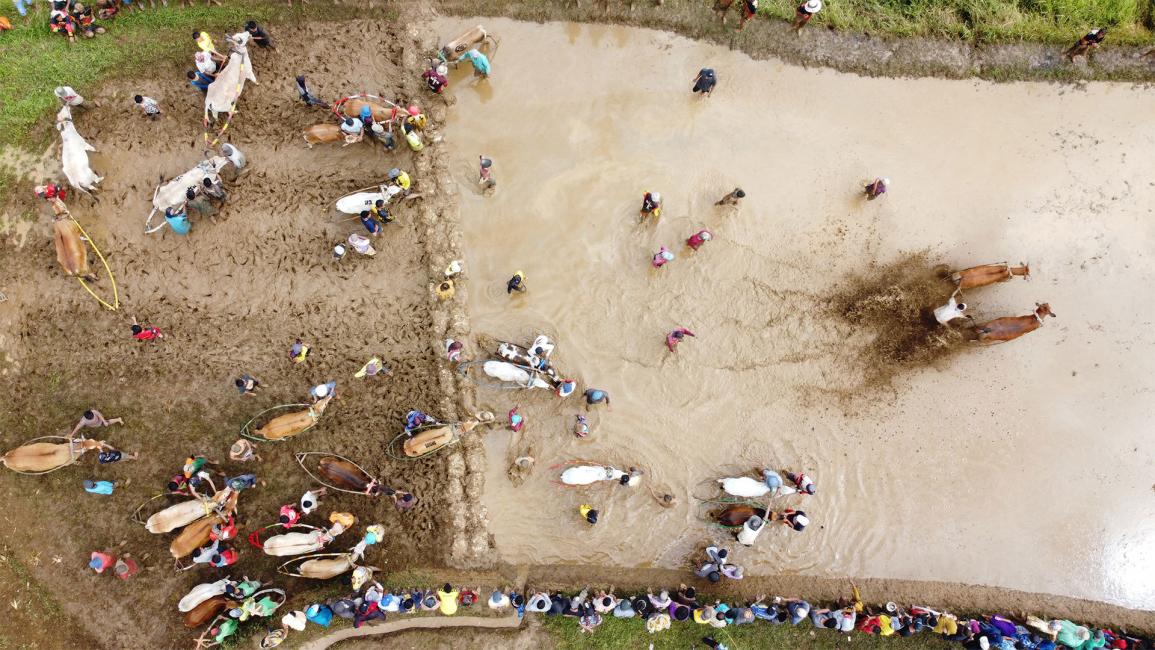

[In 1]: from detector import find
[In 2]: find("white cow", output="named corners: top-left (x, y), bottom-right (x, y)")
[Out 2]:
top-left (205, 32), bottom-right (257, 122)
top-left (55, 105), bottom-right (101, 194)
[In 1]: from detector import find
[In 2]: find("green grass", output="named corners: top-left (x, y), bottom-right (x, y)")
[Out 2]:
top-left (541, 615), bottom-right (958, 649)
top-left (0, 2), bottom-right (369, 148)
top-left (754, 0), bottom-right (1154, 44)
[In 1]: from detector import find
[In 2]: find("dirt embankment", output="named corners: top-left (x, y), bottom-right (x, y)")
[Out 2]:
top-left (438, 0), bottom-right (1155, 81)
top-left (0, 6), bottom-right (491, 648)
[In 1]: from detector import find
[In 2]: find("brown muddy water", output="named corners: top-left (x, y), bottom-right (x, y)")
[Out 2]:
top-left (439, 17), bottom-right (1155, 610)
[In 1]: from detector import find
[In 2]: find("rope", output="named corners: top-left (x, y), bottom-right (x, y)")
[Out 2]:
top-left (69, 214), bottom-right (119, 310)
top-left (129, 492), bottom-right (173, 525)
top-left (295, 452), bottom-right (381, 494)
top-left (2, 436), bottom-right (81, 475)
top-left (277, 552), bottom-right (351, 578)
top-left (203, 55), bottom-right (247, 149)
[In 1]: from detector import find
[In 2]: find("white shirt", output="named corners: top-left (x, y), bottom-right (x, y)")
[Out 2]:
top-left (195, 52), bottom-right (218, 75)
top-left (139, 97), bottom-right (161, 115)
top-left (340, 118), bottom-right (363, 135)
top-left (347, 233), bottom-right (375, 255)
top-left (934, 297), bottom-right (967, 325)
top-left (300, 490), bottom-right (320, 515)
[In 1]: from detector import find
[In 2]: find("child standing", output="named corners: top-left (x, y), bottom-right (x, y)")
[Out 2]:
top-left (133, 95), bottom-right (162, 119)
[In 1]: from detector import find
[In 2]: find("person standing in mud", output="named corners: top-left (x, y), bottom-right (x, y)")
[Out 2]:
top-left (289, 338), bottom-right (310, 364)
top-left (479, 156), bottom-right (495, 190)
top-left (864, 177), bottom-right (889, 200)
top-left (716, 188), bottom-right (745, 206)
top-left (507, 271), bottom-right (527, 294)
top-left (1064, 28), bottom-right (1106, 61)
top-left (245, 21), bottom-right (274, 50)
top-left (359, 210), bottom-right (382, 236)
top-left (667, 327), bottom-right (696, 352)
top-left (792, 0), bottom-right (822, 33)
top-left (692, 69), bottom-right (716, 96)
top-left (686, 229), bottom-right (713, 251)
top-left (583, 388), bottom-right (611, 410)
top-left (294, 75), bottom-right (329, 109)
top-left (640, 191), bottom-right (662, 218)
top-left (423, 63), bottom-right (449, 94)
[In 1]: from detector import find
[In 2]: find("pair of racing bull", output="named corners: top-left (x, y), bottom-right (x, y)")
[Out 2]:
top-left (944, 262), bottom-right (1055, 344)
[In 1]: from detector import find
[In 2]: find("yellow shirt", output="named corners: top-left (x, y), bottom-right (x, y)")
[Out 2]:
top-left (879, 614), bottom-right (895, 636)
top-left (393, 170), bottom-right (411, 190)
top-left (437, 588), bottom-right (459, 615)
top-left (693, 609), bottom-right (711, 624)
top-left (196, 32), bottom-right (216, 53)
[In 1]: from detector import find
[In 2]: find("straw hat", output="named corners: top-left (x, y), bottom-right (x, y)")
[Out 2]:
top-left (804, 0), bottom-right (822, 12)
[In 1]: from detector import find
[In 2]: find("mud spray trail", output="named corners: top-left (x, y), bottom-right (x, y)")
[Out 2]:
top-left (440, 17), bottom-right (1155, 610)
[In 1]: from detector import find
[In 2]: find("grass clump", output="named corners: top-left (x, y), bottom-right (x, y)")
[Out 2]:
top-left (541, 615), bottom-right (959, 649)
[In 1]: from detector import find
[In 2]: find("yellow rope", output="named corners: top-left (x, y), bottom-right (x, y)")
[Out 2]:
top-left (68, 215), bottom-right (119, 311)
top-left (203, 57), bottom-right (246, 148)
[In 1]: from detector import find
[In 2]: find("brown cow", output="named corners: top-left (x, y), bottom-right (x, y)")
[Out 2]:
top-left (303, 123), bottom-right (342, 148)
top-left (709, 504), bottom-right (766, 527)
top-left (951, 262), bottom-right (1030, 290)
top-left (974, 303), bottom-right (1055, 345)
top-left (339, 98), bottom-right (393, 123)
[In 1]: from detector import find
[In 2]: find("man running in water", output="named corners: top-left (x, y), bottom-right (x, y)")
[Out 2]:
top-left (666, 328), bottom-right (696, 352)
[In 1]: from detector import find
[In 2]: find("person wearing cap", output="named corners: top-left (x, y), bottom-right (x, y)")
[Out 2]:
top-left (89, 551), bottom-right (115, 573)
top-left (652, 246), bottom-right (675, 268)
top-left (234, 373), bottom-right (260, 397)
top-left (436, 583), bottom-right (459, 615)
top-left (305, 603), bottom-right (333, 627)
top-left (386, 167), bottom-right (411, 191)
top-left (640, 191), bottom-right (662, 218)
top-left (506, 271), bottom-right (527, 294)
top-left (289, 338), bottom-right (310, 363)
top-left (780, 508), bottom-right (809, 531)
top-left (716, 187), bottom-right (746, 206)
top-left (934, 293), bottom-right (970, 325)
top-left (308, 381), bottom-right (335, 403)
top-left (405, 106), bottom-right (428, 132)
top-left (865, 177), bottom-right (889, 200)
top-left (457, 48), bottom-right (491, 77)
top-left (71, 408), bottom-right (124, 436)
top-left (686, 229), bottom-right (713, 251)
top-left (666, 327), bottom-right (696, 352)
top-left (693, 605), bottom-right (716, 624)
top-left (578, 504), bottom-right (598, 525)
top-left (340, 117), bottom-right (364, 144)
top-left (692, 68), bottom-right (717, 96)
top-left (83, 479), bottom-right (115, 495)
top-left (479, 156), bottom-right (495, 189)
top-left (487, 589), bottom-right (511, 611)
top-left (792, 0), bottom-right (822, 32)
top-left (785, 471), bottom-right (817, 495)
top-left (1065, 28), bottom-right (1106, 61)
top-left (423, 63), bottom-right (449, 94)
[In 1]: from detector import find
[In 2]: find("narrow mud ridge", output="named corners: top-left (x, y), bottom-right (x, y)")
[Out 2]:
top-left (438, 0), bottom-right (1155, 82)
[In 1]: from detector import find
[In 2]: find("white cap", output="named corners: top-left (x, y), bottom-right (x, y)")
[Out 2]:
top-left (804, 0), bottom-right (822, 11)
top-left (313, 384), bottom-right (331, 397)
top-left (882, 177), bottom-right (891, 185)
top-left (794, 514), bottom-right (810, 528)
top-left (333, 244), bottom-right (346, 256)
top-left (651, 192), bottom-right (662, 203)
top-left (979, 637), bottom-right (990, 650)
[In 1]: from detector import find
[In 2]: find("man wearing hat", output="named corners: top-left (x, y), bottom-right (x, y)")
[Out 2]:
top-left (793, 0), bottom-right (822, 32)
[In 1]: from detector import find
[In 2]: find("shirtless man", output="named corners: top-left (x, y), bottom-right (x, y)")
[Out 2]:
top-left (71, 409), bottom-right (123, 436)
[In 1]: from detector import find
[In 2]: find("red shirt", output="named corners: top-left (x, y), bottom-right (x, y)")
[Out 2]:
top-left (133, 327), bottom-right (161, 341)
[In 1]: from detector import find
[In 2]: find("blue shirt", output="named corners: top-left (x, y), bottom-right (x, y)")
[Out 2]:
top-left (360, 214), bottom-right (381, 235)
top-left (85, 481), bottom-right (115, 495)
top-left (165, 210), bottom-right (190, 235)
top-left (189, 71), bottom-right (214, 92)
